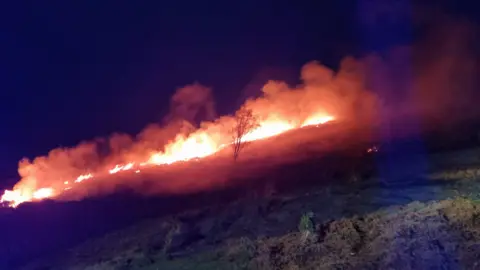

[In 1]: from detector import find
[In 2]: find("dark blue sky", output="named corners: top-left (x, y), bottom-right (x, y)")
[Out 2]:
top-left (0, 0), bottom-right (475, 181)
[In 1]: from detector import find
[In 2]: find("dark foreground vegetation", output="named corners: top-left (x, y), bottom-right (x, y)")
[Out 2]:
top-left (6, 121), bottom-right (480, 269)
top-left (19, 180), bottom-right (480, 270)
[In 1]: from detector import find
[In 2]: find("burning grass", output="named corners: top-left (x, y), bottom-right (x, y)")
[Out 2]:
top-left (2, 53), bottom-right (386, 208)
top-left (7, 134), bottom-right (480, 269)
top-left (1, 112), bottom-right (337, 208)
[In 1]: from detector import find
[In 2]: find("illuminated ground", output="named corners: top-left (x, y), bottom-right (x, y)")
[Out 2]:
top-left (5, 122), bottom-right (480, 269)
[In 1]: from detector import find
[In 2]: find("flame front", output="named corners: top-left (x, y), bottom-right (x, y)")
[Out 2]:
top-left (33, 188), bottom-right (54, 200)
top-left (2, 58), bottom-right (382, 208)
top-left (301, 115), bottom-right (335, 127)
top-left (0, 113), bottom-right (334, 207)
top-left (243, 120), bottom-right (295, 142)
top-left (1, 190), bottom-right (29, 207)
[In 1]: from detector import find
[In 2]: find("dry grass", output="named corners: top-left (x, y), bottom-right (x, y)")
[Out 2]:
top-left (429, 166), bottom-right (480, 181)
top-left (21, 197), bottom-right (480, 270)
top-left (237, 198), bottom-right (480, 270)
top-left (19, 146), bottom-right (480, 269)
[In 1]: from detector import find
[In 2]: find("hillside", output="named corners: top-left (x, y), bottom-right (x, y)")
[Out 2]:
top-left (6, 122), bottom-right (480, 269)
top-left (19, 178), bottom-right (480, 269)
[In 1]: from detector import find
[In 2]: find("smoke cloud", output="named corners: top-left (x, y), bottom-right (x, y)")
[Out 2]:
top-left (164, 83), bottom-right (216, 125)
top-left (359, 6), bottom-right (480, 126)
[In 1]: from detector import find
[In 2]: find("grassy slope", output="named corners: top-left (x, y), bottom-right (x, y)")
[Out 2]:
top-left (21, 175), bottom-right (480, 269)
top-left (18, 130), bottom-right (480, 269)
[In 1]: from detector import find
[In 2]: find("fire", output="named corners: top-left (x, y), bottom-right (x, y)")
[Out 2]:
top-left (109, 163), bottom-right (134, 174)
top-left (0, 112), bottom-right (334, 208)
top-left (0, 58), bottom-right (384, 208)
top-left (1, 190), bottom-right (29, 207)
top-left (33, 188), bottom-right (54, 200)
top-left (1, 187), bottom-right (55, 207)
top-left (148, 132), bottom-right (218, 165)
top-left (243, 120), bottom-right (295, 142)
top-left (0, 85), bottom-right (335, 211)
top-left (74, 173), bottom-right (93, 183)
top-left (0, 113), bottom-right (334, 207)
top-left (301, 115), bottom-right (335, 127)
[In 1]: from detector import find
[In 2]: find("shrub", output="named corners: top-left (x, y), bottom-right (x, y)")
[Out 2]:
top-left (298, 212), bottom-right (315, 234)
top-left (298, 211), bottom-right (317, 244)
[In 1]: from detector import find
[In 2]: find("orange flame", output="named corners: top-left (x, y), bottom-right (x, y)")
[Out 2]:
top-left (33, 188), bottom-right (54, 200)
top-left (1, 190), bottom-right (29, 207)
top-left (74, 173), bottom-right (93, 183)
top-left (1, 187), bottom-right (55, 207)
top-left (243, 120), bottom-right (295, 142)
top-left (301, 115), bottom-right (335, 127)
top-left (0, 113), bottom-right (334, 208)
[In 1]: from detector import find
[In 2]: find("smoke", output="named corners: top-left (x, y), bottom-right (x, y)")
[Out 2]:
top-left (411, 17), bottom-right (479, 123)
top-left (7, 59), bottom-right (379, 202)
top-left (5, 7), bottom-right (479, 204)
top-left (164, 83), bottom-right (216, 125)
top-left (358, 4), bottom-right (480, 126)
top-left (239, 66), bottom-right (297, 106)
top-left (15, 142), bottom-right (101, 198)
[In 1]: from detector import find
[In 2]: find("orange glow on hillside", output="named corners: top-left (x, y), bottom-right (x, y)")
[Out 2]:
top-left (301, 115), bottom-right (335, 127)
top-left (32, 188), bottom-right (54, 200)
top-left (0, 113), bottom-right (334, 208)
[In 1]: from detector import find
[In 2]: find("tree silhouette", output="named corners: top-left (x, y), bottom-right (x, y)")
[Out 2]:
top-left (231, 108), bottom-right (260, 161)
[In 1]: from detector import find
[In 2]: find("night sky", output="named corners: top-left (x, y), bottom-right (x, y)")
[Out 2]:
top-left (0, 1), bottom-right (476, 182)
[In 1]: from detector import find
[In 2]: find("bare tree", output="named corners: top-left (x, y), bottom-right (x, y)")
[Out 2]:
top-left (231, 108), bottom-right (260, 161)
